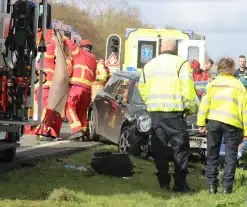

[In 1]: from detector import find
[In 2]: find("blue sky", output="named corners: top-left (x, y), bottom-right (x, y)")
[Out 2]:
top-left (129, 0), bottom-right (245, 64)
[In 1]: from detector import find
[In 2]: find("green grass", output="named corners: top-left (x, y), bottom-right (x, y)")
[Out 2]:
top-left (0, 145), bottom-right (247, 207)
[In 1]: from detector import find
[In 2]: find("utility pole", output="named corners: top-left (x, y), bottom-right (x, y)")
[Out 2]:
top-left (120, 0), bottom-right (128, 68)
top-left (121, 0), bottom-right (128, 33)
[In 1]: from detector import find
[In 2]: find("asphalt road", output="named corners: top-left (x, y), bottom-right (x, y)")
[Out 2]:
top-left (0, 123), bottom-right (102, 174)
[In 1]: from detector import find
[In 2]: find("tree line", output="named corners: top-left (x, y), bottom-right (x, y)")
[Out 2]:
top-left (36, 0), bottom-right (210, 60)
top-left (48, 0), bottom-right (152, 59)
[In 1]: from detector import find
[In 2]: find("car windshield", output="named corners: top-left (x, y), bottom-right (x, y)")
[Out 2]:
top-left (130, 81), bottom-right (145, 105)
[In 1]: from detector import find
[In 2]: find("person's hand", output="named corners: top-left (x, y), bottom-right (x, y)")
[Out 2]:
top-left (199, 126), bottom-right (206, 134)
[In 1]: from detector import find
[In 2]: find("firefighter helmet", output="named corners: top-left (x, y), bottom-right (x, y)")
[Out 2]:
top-left (80, 40), bottom-right (92, 47)
top-left (190, 60), bottom-right (200, 69)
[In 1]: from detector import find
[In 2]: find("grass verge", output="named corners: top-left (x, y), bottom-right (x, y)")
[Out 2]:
top-left (0, 145), bottom-right (247, 207)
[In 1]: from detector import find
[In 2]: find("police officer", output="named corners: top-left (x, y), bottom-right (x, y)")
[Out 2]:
top-left (140, 38), bottom-right (197, 192)
top-left (197, 57), bottom-right (247, 194)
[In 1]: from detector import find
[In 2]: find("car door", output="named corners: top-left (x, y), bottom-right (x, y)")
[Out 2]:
top-left (94, 74), bottom-right (120, 138)
top-left (106, 77), bottom-right (132, 143)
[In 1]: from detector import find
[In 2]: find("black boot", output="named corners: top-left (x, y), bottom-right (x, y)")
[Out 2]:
top-left (208, 185), bottom-right (217, 194)
top-left (172, 174), bottom-right (194, 193)
top-left (157, 173), bottom-right (171, 191)
top-left (223, 187), bottom-right (232, 194)
top-left (173, 182), bottom-right (194, 193)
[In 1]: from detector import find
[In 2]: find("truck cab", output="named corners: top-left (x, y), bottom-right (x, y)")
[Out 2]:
top-left (123, 28), bottom-right (205, 83)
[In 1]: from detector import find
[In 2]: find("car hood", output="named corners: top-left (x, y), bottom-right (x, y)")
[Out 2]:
top-left (126, 104), bottom-right (149, 117)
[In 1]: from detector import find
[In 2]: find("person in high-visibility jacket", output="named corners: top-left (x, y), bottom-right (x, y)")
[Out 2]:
top-left (220, 57), bottom-right (247, 161)
top-left (140, 38), bottom-right (197, 193)
top-left (91, 58), bottom-right (111, 101)
top-left (197, 57), bottom-right (247, 194)
top-left (63, 37), bottom-right (97, 140)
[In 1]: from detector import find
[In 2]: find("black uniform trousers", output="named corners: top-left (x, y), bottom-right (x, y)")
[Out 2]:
top-left (206, 120), bottom-right (242, 189)
top-left (150, 112), bottom-right (190, 188)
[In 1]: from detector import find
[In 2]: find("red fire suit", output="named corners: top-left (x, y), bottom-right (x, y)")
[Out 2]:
top-left (32, 38), bottom-right (63, 138)
top-left (25, 29), bottom-right (54, 135)
top-left (193, 70), bottom-right (211, 81)
top-left (35, 39), bottom-right (55, 110)
top-left (63, 37), bottom-right (97, 134)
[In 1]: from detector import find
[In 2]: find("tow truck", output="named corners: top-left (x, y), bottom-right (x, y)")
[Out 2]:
top-left (0, 0), bottom-right (50, 162)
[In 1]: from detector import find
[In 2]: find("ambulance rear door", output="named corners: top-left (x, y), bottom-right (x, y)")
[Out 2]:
top-left (178, 40), bottom-right (205, 107)
top-left (135, 37), bottom-right (159, 68)
top-left (177, 40), bottom-right (205, 66)
top-left (133, 37), bottom-right (159, 83)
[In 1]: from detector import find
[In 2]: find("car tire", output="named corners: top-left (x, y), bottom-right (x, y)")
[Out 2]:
top-left (118, 126), bottom-right (141, 156)
top-left (88, 108), bottom-right (100, 141)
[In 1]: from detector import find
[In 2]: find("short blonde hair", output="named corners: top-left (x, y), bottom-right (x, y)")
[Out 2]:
top-left (217, 57), bottom-right (235, 75)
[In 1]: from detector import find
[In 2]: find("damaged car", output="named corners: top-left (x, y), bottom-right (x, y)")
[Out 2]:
top-left (88, 71), bottom-right (151, 156)
top-left (88, 71), bottom-right (208, 158)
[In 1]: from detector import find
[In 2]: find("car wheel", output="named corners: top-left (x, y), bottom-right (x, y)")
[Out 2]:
top-left (118, 127), bottom-right (131, 154)
top-left (88, 108), bottom-right (100, 141)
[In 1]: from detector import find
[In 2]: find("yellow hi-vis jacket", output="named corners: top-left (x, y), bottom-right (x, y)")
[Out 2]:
top-left (140, 53), bottom-right (197, 114)
top-left (94, 63), bottom-right (108, 85)
top-left (197, 75), bottom-right (247, 136)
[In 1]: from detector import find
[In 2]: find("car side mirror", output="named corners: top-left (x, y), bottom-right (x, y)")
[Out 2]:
top-left (115, 94), bottom-right (123, 104)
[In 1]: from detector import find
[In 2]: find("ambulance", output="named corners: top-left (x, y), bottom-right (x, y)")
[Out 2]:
top-left (122, 28), bottom-right (205, 83)
top-left (121, 28), bottom-right (208, 158)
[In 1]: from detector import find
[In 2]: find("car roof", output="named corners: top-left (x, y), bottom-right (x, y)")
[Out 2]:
top-left (113, 71), bottom-right (140, 80)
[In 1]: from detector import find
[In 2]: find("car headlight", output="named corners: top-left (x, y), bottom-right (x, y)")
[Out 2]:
top-left (137, 115), bottom-right (151, 133)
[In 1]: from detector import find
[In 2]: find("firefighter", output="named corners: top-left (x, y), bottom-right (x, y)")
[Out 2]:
top-left (91, 58), bottom-right (111, 101)
top-left (197, 57), bottom-right (247, 194)
top-left (34, 33), bottom-right (75, 141)
top-left (191, 60), bottom-right (211, 81)
top-left (32, 29), bottom-right (64, 141)
top-left (63, 37), bottom-right (97, 140)
top-left (140, 38), bottom-right (197, 192)
top-left (35, 29), bottom-right (54, 113)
